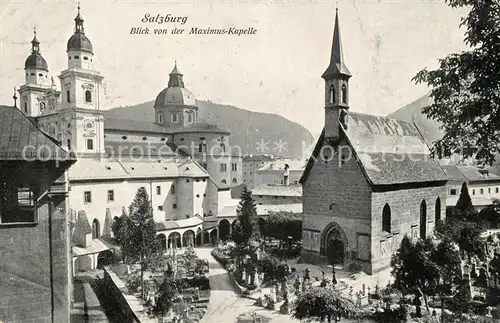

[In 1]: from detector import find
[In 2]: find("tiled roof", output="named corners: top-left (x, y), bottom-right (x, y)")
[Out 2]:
top-left (72, 238), bottom-right (112, 257)
top-left (173, 122), bottom-right (230, 134)
top-left (301, 112), bottom-right (447, 186)
top-left (443, 165), bottom-right (500, 182)
top-left (0, 105), bottom-right (74, 161)
top-left (243, 155), bottom-right (276, 162)
top-left (257, 159), bottom-right (306, 172)
top-left (155, 215), bottom-right (203, 231)
top-left (68, 159), bottom-right (208, 181)
top-left (252, 184), bottom-right (302, 197)
top-left (105, 118), bottom-right (172, 134)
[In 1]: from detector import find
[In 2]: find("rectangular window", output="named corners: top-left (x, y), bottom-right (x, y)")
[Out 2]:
top-left (156, 186), bottom-right (161, 195)
top-left (171, 184), bottom-right (175, 194)
top-left (173, 204), bottom-right (177, 209)
top-left (489, 188), bottom-right (491, 194)
top-left (497, 187), bottom-right (499, 193)
top-left (188, 114), bottom-right (193, 123)
top-left (450, 189), bottom-right (457, 195)
top-left (0, 186), bottom-right (36, 223)
top-left (171, 113), bottom-right (178, 123)
top-left (84, 191), bottom-right (92, 203)
top-left (473, 189), bottom-right (476, 195)
top-left (86, 138), bottom-right (94, 150)
top-left (67, 139), bottom-right (71, 150)
top-left (232, 163), bottom-right (238, 171)
top-left (480, 188), bottom-right (484, 194)
top-left (220, 164), bottom-right (227, 172)
top-left (158, 205), bottom-right (163, 211)
top-left (107, 190), bottom-right (114, 202)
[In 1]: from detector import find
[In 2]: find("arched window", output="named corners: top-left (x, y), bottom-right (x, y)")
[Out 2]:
top-left (85, 90), bottom-right (92, 103)
top-left (157, 113), bottom-right (163, 124)
top-left (66, 90), bottom-right (70, 103)
top-left (187, 113), bottom-right (193, 123)
top-left (435, 197), bottom-right (441, 223)
top-left (341, 84), bottom-right (347, 104)
top-left (39, 102), bottom-right (46, 111)
top-left (420, 200), bottom-right (427, 239)
top-left (382, 204), bottom-right (391, 233)
top-left (232, 178), bottom-right (237, 184)
top-left (329, 86), bottom-right (335, 104)
top-left (92, 219), bottom-right (100, 239)
top-left (24, 102), bottom-right (28, 113)
top-left (221, 179), bottom-right (227, 184)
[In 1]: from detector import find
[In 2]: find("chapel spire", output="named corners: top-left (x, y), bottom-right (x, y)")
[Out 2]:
top-left (322, 9), bottom-right (351, 80)
top-left (74, 2), bottom-right (85, 34)
top-left (31, 27), bottom-right (40, 53)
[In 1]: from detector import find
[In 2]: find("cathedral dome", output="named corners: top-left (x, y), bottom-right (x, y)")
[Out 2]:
top-left (154, 87), bottom-right (197, 108)
top-left (67, 33), bottom-right (93, 54)
top-left (24, 32), bottom-right (48, 71)
top-left (154, 62), bottom-right (197, 108)
top-left (25, 52), bottom-right (48, 71)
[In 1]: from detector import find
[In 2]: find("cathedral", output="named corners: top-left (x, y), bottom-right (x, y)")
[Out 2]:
top-left (300, 10), bottom-right (448, 274)
top-left (18, 6), bottom-right (242, 273)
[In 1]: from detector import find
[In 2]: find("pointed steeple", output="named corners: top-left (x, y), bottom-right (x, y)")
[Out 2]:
top-left (322, 9), bottom-right (351, 80)
top-left (168, 61), bottom-right (185, 88)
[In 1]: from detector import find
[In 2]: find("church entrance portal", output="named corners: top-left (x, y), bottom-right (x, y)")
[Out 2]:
top-left (327, 239), bottom-right (345, 265)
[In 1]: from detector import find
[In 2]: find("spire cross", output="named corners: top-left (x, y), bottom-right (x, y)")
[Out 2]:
top-left (77, 2), bottom-right (80, 12)
top-left (33, 26), bottom-right (36, 36)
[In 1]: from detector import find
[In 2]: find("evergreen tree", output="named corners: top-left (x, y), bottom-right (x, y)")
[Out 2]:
top-left (412, 0), bottom-right (500, 164)
top-left (455, 182), bottom-right (475, 217)
top-left (232, 186), bottom-right (260, 246)
top-left (111, 213), bottom-right (129, 247)
top-left (121, 187), bottom-right (161, 298)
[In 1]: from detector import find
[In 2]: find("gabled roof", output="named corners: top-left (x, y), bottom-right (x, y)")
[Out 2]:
top-left (300, 112), bottom-right (447, 186)
top-left (443, 165), bottom-right (500, 183)
top-left (0, 105), bottom-right (74, 161)
top-left (173, 122), bottom-right (230, 134)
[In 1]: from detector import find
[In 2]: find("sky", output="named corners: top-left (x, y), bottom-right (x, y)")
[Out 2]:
top-left (0, 0), bottom-right (468, 138)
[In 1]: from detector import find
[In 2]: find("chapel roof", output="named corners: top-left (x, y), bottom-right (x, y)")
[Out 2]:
top-left (300, 112), bottom-right (448, 186)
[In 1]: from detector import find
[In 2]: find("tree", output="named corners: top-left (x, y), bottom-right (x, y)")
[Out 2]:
top-left (430, 238), bottom-right (462, 291)
top-left (293, 287), bottom-right (359, 323)
top-left (231, 187), bottom-right (260, 270)
top-left (391, 236), bottom-right (441, 312)
top-left (111, 213), bottom-right (129, 247)
top-left (455, 183), bottom-right (475, 218)
top-left (153, 280), bottom-right (179, 320)
top-left (412, 0), bottom-right (500, 165)
top-left (121, 188), bottom-right (161, 298)
top-left (479, 199), bottom-right (500, 228)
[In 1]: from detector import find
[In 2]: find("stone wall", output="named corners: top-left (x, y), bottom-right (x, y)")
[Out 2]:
top-left (102, 267), bottom-right (142, 323)
top-left (301, 138), bottom-right (372, 272)
top-left (0, 196), bottom-right (70, 323)
top-left (370, 185), bottom-right (446, 273)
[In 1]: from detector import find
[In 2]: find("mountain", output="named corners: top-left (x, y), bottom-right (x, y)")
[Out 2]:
top-left (388, 93), bottom-right (443, 146)
top-left (105, 100), bottom-right (314, 159)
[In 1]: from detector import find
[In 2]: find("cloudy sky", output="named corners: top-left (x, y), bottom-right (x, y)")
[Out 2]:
top-left (0, 0), bottom-right (468, 137)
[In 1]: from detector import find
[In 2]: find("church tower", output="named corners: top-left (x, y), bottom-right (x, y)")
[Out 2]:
top-left (18, 29), bottom-right (52, 117)
top-left (153, 62), bottom-right (199, 128)
top-left (57, 4), bottom-right (105, 157)
top-left (323, 9), bottom-right (351, 145)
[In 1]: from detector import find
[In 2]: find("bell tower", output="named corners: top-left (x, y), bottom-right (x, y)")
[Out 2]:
top-left (323, 9), bottom-right (351, 145)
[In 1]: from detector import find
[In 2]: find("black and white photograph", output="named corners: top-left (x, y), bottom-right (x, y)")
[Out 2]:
top-left (1, 0), bottom-right (499, 322)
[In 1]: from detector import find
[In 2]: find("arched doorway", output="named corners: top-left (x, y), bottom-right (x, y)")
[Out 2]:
top-left (97, 250), bottom-right (115, 269)
top-left (219, 219), bottom-right (231, 241)
top-left (196, 228), bottom-right (202, 246)
top-left (168, 232), bottom-right (181, 249)
top-left (92, 219), bottom-right (100, 239)
top-left (321, 222), bottom-right (348, 267)
top-left (182, 230), bottom-right (195, 247)
top-left (157, 234), bottom-right (167, 252)
top-left (420, 200), bottom-right (427, 239)
top-left (209, 229), bottom-right (218, 245)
